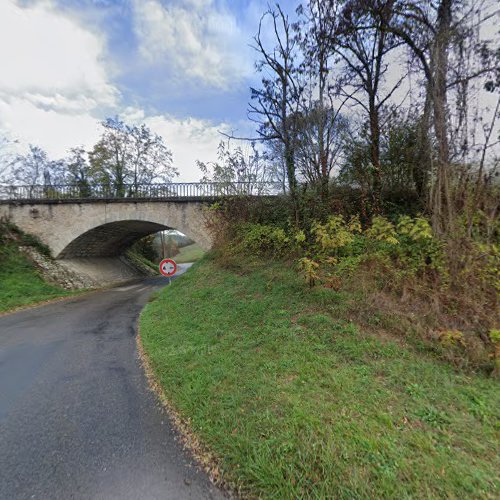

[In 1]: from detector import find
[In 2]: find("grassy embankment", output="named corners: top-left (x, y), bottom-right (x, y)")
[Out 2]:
top-left (0, 235), bottom-right (73, 313)
top-left (140, 256), bottom-right (499, 498)
top-left (174, 243), bottom-right (205, 263)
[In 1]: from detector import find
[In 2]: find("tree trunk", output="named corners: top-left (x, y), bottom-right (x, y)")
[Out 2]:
top-left (284, 139), bottom-right (299, 223)
top-left (318, 55), bottom-right (329, 201)
top-left (369, 98), bottom-right (382, 213)
top-left (414, 88), bottom-right (432, 200)
top-left (430, 0), bottom-right (454, 234)
top-left (318, 119), bottom-right (329, 199)
top-left (280, 66), bottom-right (299, 223)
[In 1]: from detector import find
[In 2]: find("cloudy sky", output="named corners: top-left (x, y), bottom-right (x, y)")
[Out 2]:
top-left (0, 0), bottom-right (297, 181)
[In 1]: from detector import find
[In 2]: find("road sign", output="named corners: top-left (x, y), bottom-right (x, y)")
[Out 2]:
top-left (159, 258), bottom-right (177, 277)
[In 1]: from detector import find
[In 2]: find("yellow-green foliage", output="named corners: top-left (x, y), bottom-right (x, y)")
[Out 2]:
top-left (439, 330), bottom-right (465, 348)
top-left (365, 216), bottom-right (399, 245)
top-left (234, 216), bottom-right (494, 296)
top-left (312, 215), bottom-right (357, 254)
top-left (397, 216), bottom-right (433, 241)
top-left (294, 229), bottom-right (306, 245)
top-left (394, 216), bottom-right (444, 276)
top-left (347, 215), bottom-right (362, 234)
top-left (308, 215), bottom-right (442, 281)
top-left (476, 243), bottom-right (500, 293)
top-left (298, 257), bottom-right (320, 287)
top-left (239, 223), bottom-right (290, 257)
top-left (489, 329), bottom-right (500, 344)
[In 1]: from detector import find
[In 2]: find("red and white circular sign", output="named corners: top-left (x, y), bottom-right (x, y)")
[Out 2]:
top-left (159, 258), bottom-right (177, 277)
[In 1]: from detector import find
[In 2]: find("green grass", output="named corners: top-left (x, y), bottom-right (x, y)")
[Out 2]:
top-left (140, 257), bottom-right (500, 498)
top-left (126, 249), bottom-right (158, 272)
top-left (0, 240), bottom-right (73, 312)
top-left (174, 243), bottom-right (205, 263)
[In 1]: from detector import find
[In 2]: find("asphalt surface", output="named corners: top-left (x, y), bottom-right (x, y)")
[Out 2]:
top-left (0, 266), bottom-right (224, 500)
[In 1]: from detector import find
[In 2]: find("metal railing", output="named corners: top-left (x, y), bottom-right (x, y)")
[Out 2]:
top-left (0, 182), bottom-right (284, 202)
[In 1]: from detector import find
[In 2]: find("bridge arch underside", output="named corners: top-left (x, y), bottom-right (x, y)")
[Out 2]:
top-left (58, 220), bottom-right (168, 258)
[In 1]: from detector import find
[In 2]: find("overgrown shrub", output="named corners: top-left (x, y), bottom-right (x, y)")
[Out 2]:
top-left (237, 223), bottom-right (291, 257)
top-left (312, 215), bottom-right (360, 255)
top-left (206, 195), bottom-right (499, 373)
top-left (204, 196), bottom-right (293, 254)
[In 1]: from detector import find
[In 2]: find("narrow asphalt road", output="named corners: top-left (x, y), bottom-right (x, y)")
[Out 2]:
top-left (0, 266), bottom-right (223, 500)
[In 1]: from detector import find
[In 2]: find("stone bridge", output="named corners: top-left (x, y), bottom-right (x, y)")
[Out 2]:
top-left (0, 182), bottom-right (279, 284)
top-left (0, 199), bottom-right (212, 258)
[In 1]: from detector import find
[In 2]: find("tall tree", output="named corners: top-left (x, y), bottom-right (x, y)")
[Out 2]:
top-left (128, 123), bottom-right (175, 189)
top-left (334, 0), bottom-right (404, 211)
top-left (296, 0), bottom-right (347, 196)
top-left (249, 5), bottom-right (303, 218)
top-left (89, 119), bottom-right (129, 196)
top-left (89, 118), bottom-right (177, 197)
top-left (65, 147), bottom-right (92, 197)
top-left (380, 0), bottom-right (498, 231)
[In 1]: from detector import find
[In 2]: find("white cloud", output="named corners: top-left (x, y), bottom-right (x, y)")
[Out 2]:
top-left (0, 96), bottom-right (102, 156)
top-left (0, 0), bottom-right (239, 181)
top-left (0, 0), bottom-right (117, 156)
top-left (132, 0), bottom-right (253, 90)
top-left (142, 114), bottom-right (259, 182)
top-left (121, 106), bottom-right (230, 182)
top-left (142, 113), bottom-right (230, 182)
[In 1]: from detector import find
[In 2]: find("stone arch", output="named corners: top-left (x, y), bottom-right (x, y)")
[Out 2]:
top-left (58, 220), bottom-right (170, 258)
top-left (0, 200), bottom-right (212, 259)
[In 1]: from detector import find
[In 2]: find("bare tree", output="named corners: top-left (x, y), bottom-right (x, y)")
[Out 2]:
top-left (6, 145), bottom-right (67, 197)
top-left (332, 0), bottom-right (405, 211)
top-left (249, 5), bottom-right (303, 218)
top-left (381, 0), bottom-right (498, 232)
top-left (0, 137), bottom-right (15, 181)
top-left (198, 140), bottom-right (276, 195)
top-left (294, 107), bottom-right (349, 185)
top-left (296, 0), bottom-right (348, 196)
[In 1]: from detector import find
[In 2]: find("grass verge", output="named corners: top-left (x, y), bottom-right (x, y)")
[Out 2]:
top-left (174, 243), bottom-right (205, 263)
top-left (0, 239), bottom-right (73, 313)
top-left (140, 256), bottom-right (499, 498)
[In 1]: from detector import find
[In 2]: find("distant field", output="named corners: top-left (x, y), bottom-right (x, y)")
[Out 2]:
top-left (174, 243), bottom-right (205, 263)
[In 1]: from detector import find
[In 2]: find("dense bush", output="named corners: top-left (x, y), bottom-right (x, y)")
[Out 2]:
top-left (236, 223), bottom-right (291, 258)
top-left (207, 199), bottom-right (499, 374)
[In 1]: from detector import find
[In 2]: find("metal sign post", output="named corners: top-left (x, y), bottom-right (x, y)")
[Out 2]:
top-left (160, 230), bottom-right (166, 260)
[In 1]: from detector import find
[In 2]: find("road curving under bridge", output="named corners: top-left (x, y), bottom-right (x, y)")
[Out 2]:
top-left (0, 268), bottom-right (224, 500)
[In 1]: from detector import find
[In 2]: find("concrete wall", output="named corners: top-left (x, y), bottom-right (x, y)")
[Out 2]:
top-left (0, 200), bottom-right (212, 258)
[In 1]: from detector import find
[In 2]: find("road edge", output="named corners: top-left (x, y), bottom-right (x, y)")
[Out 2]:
top-left (136, 325), bottom-right (236, 498)
top-left (0, 277), bottom-right (156, 318)
top-left (0, 290), bottom-right (92, 318)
